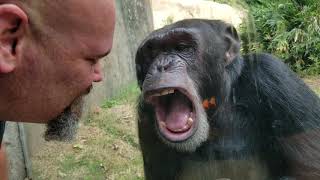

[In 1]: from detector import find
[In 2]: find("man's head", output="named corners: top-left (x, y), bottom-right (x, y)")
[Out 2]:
top-left (0, 0), bottom-right (115, 140)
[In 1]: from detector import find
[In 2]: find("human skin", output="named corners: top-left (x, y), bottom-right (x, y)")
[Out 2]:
top-left (0, 1), bottom-right (115, 177)
top-left (0, 0), bottom-right (116, 123)
top-left (0, 144), bottom-right (8, 180)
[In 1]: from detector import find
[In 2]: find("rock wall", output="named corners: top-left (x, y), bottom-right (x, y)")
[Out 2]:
top-left (152, 0), bottom-right (244, 29)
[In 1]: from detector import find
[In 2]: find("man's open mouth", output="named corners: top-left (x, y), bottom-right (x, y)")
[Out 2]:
top-left (145, 88), bottom-right (197, 142)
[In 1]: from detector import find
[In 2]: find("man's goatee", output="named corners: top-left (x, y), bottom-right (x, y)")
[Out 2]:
top-left (44, 96), bottom-right (84, 141)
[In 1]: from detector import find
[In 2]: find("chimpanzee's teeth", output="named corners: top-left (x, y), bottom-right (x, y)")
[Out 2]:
top-left (187, 117), bottom-right (193, 126)
top-left (160, 121), bottom-right (167, 128)
top-left (174, 121), bottom-right (193, 132)
top-left (161, 89), bottom-right (175, 95)
top-left (152, 93), bottom-right (162, 97)
top-left (152, 89), bottom-right (175, 97)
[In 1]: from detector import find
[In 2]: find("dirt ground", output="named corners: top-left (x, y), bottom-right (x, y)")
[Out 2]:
top-left (31, 101), bottom-right (144, 180)
top-left (304, 76), bottom-right (320, 94)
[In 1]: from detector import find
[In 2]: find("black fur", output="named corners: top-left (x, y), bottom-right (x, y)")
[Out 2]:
top-left (135, 19), bottom-right (320, 180)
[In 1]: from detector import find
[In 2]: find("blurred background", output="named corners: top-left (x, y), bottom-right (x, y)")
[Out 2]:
top-left (3, 0), bottom-right (319, 179)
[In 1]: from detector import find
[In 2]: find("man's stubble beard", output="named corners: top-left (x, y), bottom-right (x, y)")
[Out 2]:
top-left (44, 95), bottom-right (84, 141)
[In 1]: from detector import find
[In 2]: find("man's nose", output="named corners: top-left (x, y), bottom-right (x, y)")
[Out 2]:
top-left (92, 62), bottom-right (103, 82)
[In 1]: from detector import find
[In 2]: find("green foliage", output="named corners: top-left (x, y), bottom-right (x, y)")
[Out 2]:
top-left (58, 154), bottom-right (105, 179)
top-left (101, 83), bottom-right (140, 109)
top-left (241, 0), bottom-right (320, 75)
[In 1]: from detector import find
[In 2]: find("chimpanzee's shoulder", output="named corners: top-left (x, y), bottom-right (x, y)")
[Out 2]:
top-left (243, 53), bottom-right (287, 65)
top-left (241, 53), bottom-right (290, 73)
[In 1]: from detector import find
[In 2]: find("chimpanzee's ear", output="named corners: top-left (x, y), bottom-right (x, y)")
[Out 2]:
top-left (224, 25), bottom-right (240, 66)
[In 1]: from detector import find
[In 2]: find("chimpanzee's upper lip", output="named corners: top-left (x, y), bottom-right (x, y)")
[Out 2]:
top-left (144, 87), bottom-right (176, 101)
top-left (144, 87), bottom-right (193, 102)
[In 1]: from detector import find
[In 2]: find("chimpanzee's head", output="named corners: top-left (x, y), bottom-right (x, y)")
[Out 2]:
top-left (135, 19), bottom-right (240, 152)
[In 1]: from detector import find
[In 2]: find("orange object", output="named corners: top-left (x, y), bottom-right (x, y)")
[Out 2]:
top-left (203, 96), bottom-right (216, 109)
top-left (209, 97), bottom-right (216, 108)
top-left (203, 99), bottom-right (209, 109)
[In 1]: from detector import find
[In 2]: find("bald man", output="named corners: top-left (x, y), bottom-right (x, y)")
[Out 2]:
top-left (0, 0), bottom-right (116, 178)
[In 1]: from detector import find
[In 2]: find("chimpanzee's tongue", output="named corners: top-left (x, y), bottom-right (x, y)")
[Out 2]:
top-left (165, 98), bottom-right (191, 132)
top-left (165, 95), bottom-right (191, 132)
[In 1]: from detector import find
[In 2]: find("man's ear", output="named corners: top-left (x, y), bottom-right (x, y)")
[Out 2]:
top-left (0, 4), bottom-right (28, 73)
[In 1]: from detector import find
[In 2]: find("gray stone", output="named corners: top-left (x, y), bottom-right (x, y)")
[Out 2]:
top-left (3, 123), bottom-right (27, 180)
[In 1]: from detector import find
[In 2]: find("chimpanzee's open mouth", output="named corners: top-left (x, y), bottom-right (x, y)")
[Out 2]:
top-left (145, 88), bottom-right (196, 142)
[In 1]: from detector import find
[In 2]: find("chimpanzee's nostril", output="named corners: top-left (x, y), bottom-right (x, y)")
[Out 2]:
top-left (157, 60), bottom-right (173, 72)
top-left (157, 65), bottom-right (169, 72)
top-left (157, 65), bottom-right (164, 72)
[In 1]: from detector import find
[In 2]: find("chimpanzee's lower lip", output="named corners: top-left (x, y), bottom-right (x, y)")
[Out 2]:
top-left (158, 117), bottom-right (196, 142)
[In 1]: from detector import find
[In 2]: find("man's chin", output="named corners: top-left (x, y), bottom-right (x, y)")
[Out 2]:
top-left (44, 96), bottom-right (84, 142)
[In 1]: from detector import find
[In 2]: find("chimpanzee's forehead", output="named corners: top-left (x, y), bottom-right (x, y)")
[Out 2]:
top-left (149, 19), bottom-right (225, 42)
top-left (136, 19), bottom-right (229, 61)
top-left (149, 27), bottom-right (198, 42)
top-left (165, 19), bottom-right (226, 31)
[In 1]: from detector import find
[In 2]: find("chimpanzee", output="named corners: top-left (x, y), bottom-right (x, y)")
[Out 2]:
top-left (135, 19), bottom-right (320, 180)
